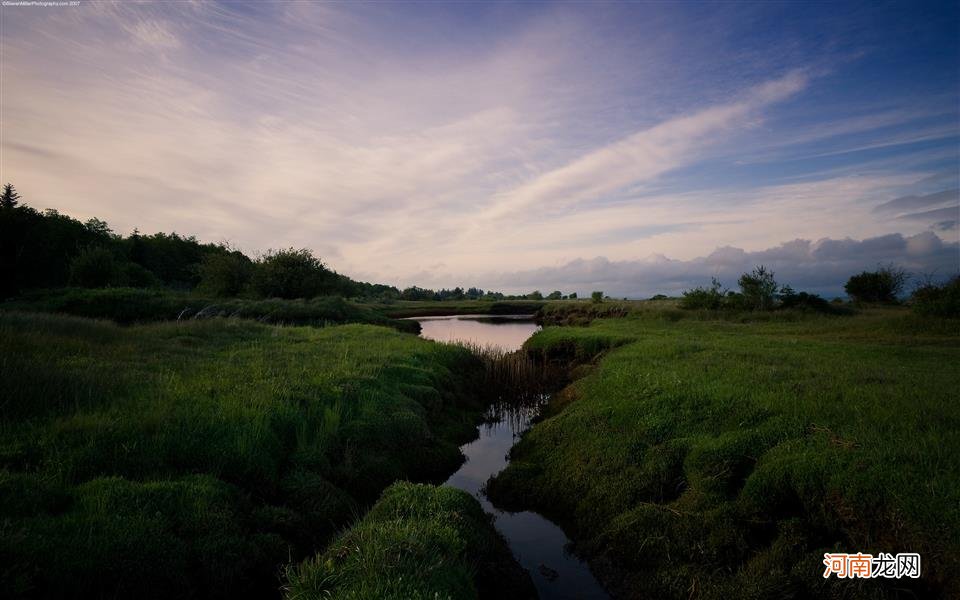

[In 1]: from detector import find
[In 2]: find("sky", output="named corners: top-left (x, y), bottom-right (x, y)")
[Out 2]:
top-left (2, 0), bottom-right (958, 297)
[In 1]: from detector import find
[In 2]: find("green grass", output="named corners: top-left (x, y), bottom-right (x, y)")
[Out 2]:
top-left (488, 307), bottom-right (960, 599)
top-left (366, 299), bottom-right (546, 318)
top-left (1, 287), bottom-right (419, 332)
top-left (0, 312), bottom-right (487, 598)
top-left (283, 482), bottom-right (535, 600)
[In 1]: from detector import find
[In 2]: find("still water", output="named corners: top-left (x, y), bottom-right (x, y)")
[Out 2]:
top-left (414, 314), bottom-right (609, 599)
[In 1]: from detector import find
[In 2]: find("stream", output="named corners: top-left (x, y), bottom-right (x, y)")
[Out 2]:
top-left (413, 314), bottom-right (609, 599)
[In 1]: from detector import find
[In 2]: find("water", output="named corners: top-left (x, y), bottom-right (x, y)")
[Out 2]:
top-left (414, 314), bottom-right (609, 599)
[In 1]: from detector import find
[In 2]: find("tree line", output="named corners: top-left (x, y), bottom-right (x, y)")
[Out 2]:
top-left (679, 263), bottom-right (959, 317)
top-left (0, 185), bottom-right (576, 302)
top-left (0, 185), bottom-right (396, 300)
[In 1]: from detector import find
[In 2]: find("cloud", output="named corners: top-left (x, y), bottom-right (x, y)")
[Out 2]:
top-left (873, 188), bottom-right (958, 215)
top-left (3, 3), bottom-right (957, 291)
top-left (481, 231), bottom-right (959, 298)
top-left (480, 71), bottom-right (808, 220)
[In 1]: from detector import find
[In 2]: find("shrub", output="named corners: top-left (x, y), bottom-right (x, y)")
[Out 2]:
top-left (844, 265), bottom-right (907, 303)
top-left (779, 288), bottom-right (840, 314)
top-left (591, 291), bottom-right (604, 304)
top-left (250, 248), bottom-right (337, 299)
top-left (738, 265), bottom-right (778, 310)
top-left (198, 252), bottom-right (252, 297)
top-left (679, 278), bottom-right (724, 310)
top-left (69, 247), bottom-right (121, 287)
top-left (911, 276), bottom-right (960, 317)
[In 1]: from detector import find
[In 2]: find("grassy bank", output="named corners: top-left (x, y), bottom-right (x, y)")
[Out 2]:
top-left (0, 312), bottom-right (487, 598)
top-left (489, 307), bottom-right (960, 598)
top-left (368, 299), bottom-right (546, 319)
top-left (1, 287), bottom-right (419, 332)
top-left (284, 482), bottom-right (535, 599)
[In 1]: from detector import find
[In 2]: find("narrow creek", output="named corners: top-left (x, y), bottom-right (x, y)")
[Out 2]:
top-left (413, 314), bottom-right (609, 600)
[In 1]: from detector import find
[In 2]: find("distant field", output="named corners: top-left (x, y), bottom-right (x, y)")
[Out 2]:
top-left (1, 287), bottom-right (419, 332)
top-left (0, 313), bottom-right (489, 598)
top-left (366, 299), bottom-right (548, 318)
top-left (490, 306), bottom-right (960, 599)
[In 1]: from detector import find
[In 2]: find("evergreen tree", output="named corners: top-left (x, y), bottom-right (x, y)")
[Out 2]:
top-left (1, 183), bottom-right (20, 209)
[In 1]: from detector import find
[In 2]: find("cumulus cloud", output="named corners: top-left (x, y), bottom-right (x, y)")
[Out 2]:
top-left (482, 231), bottom-right (959, 298)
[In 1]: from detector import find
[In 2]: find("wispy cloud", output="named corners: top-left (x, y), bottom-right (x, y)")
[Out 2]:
top-left (2, 2), bottom-right (957, 289)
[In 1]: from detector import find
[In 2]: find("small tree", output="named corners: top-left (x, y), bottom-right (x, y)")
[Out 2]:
top-left (738, 265), bottom-right (778, 310)
top-left (528, 290), bottom-right (544, 300)
top-left (69, 246), bottom-right (120, 288)
top-left (569, 292), bottom-right (577, 300)
top-left (1, 183), bottom-right (20, 209)
top-left (250, 248), bottom-right (336, 299)
top-left (546, 290), bottom-right (562, 300)
top-left (591, 291), bottom-right (604, 304)
top-left (680, 278), bottom-right (725, 310)
top-left (910, 275), bottom-right (960, 317)
top-left (198, 251), bottom-right (252, 297)
top-left (844, 265), bottom-right (907, 303)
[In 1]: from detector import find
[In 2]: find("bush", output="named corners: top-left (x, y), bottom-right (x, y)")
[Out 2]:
top-left (250, 248), bottom-right (337, 299)
top-left (778, 287), bottom-right (843, 314)
top-left (69, 247), bottom-right (121, 288)
top-left (591, 291), bottom-right (604, 304)
top-left (738, 265), bottom-right (778, 310)
top-left (911, 276), bottom-right (960, 317)
top-left (198, 252), bottom-right (252, 297)
top-left (679, 279), bottom-right (724, 310)
top-left (844, 266), bottom-right (907, 303)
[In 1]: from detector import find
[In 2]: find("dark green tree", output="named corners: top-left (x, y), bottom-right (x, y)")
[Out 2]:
top-left (198, 251), bottom-right (253, 297)
top-left (250, 248), bottom-right (336, 299)
top-left (1, 183), bottom-right (20, 209)
top-left (738, 265), bottom-right (778, 310)
top-left (845, 266), bottom-right (908, 303)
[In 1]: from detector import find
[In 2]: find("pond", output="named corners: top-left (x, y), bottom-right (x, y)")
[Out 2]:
top-left (413, 314), bottom-right (609, 599)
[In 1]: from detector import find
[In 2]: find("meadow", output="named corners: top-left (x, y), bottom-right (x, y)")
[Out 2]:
top-left (489, 305), bottom-right (960, 599)
top-left (0, 312), bottom-right (504, 598)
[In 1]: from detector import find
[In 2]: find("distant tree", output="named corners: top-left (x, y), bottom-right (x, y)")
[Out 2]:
top-left (84, 218), bottom-right (113, 238)
top-left (679, 278), bottom-right (725, 310)
top-left (591, 291), bottom-right (604, 304)
top-left (910, 275), bottom-right (960, 317)
top-left (568, 292), bottom-right (577, 300)
top-left (528, 290), bottom-right (544, 300)
top-left (844, 265), bottom-right (908, 303)
top-left (738, 265), bottom-right (778, 310)
top-left (401, 286), bottom-right (435, 301)
top-left (250, 248), bottom-right (336, 299)
top-left (69, 247), bottom-right (120, 288)
top-left (546, 290), bottom-right (562, 300)
top-left (198, 251), bottom-right (253, 297)
top-left (1, 183), bottom-right (20, 209)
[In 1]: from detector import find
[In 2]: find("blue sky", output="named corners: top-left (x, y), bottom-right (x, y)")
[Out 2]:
top-left (2, 0), bottom-right (958, 296)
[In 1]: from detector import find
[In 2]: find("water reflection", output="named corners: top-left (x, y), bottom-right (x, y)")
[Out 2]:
top-left (414, 314), bottom-right (539, 352)
top-left (414, 314), bottom-right (609, 600)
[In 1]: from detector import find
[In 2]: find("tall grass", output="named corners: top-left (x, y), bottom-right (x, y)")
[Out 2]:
top-left (488, 305), bottom-right (960, 599)
top-left (0, 312), bottom-right (486, 598)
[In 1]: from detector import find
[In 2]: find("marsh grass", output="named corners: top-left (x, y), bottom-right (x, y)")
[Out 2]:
top-left (1, 287), bottom-right (419, 332)
top-left (488, 305), bottom-right (960, 599)
top-left (282, 482), bottom-right (535, 600)
top-left (0, 312), bottom-right (487, 598)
